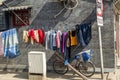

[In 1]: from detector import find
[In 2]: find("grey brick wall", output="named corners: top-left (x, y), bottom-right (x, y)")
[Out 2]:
top-left (0, 0), bottom-right (115, 71)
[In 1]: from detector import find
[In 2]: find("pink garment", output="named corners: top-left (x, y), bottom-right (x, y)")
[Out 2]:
top-left (0, 32), bottom-right (4, 56)
top-left (56, 30), bottom-right (62, 48)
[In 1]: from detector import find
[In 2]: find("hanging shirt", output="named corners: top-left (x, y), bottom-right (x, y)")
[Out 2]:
top-left (38, 29), bottom-right (44, 43)
top-left (61, 32), bottom-right (67, 53)
top-left (23, 30), bottom-right (29, 43)
top-left (53, 33), bottom-right (56, 47)
top-left (28, 29), bottom-right (35, 44)
top-left (70, 30), bottom-right (77, 46)
top-left (34, 30), bottom-right (39, 43)
top-left (64, 32), bottom-right (71, 65)
top-left (49, 30), bottom-right (56, 50)
top-left (45, 31), bottom-right (50, 50)
top-left (56, 30), bottom-right (62, 48)
top-left (77, 23), bottom-right (91, 47)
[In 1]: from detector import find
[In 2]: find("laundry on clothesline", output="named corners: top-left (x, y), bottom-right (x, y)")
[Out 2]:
top-left (76, 23), bottom-right (92, 47)
top-left (23, 29), bottom-right (45, 44)
top-left (1, 28), bottom-right (20, 58)
top-left (23, 23), bottom-right (92, 65)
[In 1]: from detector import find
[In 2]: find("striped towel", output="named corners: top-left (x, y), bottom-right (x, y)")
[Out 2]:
top-left (2, 28), bottom-right (20, 58)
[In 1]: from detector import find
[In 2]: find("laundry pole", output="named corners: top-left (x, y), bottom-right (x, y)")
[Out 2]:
top-left (96, 0), bottom-right (104, 79)
top-left (98, 26), bottom-right (104, 79)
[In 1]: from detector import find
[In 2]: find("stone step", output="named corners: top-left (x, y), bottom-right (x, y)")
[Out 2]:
top-left (107, 72), bottom-right (116, 80)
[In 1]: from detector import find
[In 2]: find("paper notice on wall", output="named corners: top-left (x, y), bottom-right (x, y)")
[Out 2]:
top-left (96, 0), bottom-right (103, 26)
top-left (97, 16), bottom-right (103, 26)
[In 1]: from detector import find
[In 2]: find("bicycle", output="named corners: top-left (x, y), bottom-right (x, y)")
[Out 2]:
top-left (53, 49), bottom-right (95, 77)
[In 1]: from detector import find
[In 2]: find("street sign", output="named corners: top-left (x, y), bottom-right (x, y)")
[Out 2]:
top-left (96, 0), bottom-right (105, 79)
top-left (96, 0), bottom-right (103, 26)
top-left (97, 16), bottom-right (103, 26)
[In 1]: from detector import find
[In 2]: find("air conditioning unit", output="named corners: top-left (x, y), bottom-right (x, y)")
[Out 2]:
top-left (28, 51), bottom-right (46, 78)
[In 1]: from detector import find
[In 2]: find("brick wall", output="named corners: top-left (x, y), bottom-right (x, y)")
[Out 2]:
top-left (0, 0), bottom-right (115, 71)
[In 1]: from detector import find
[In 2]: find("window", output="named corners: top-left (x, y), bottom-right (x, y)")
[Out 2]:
top-left (12, 10), bottom-right (30, 26)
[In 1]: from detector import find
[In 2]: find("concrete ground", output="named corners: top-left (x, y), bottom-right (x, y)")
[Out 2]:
top-left (0, 71), bottom-right (108, 80)
top-left (0, 68), bottom-right (119, 80)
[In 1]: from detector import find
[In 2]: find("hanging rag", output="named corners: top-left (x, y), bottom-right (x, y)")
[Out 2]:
top-left (34, 30), bottom-right (39, 43)
top-left (53, 32), bottom-right (56, 47)
top-left (56, 30), bottom-right (62, 48)
top-left (23, 30), bottom-right (29, 43)
top-left (64, 31), bottom-right (71, 65)
top-left (28, 29), bottom-right (35, 44)
top-left (45, 31), bottom-right (51, 50)
top-left (70, 30), bottom-right (77, 46)
top-left (0, 32), bottom-right (4, 56)
top-left (49, 30), bottom-right (57, 50)
top-left (61, 32), bottom-right (67, 53)
top-left (2, 28), bottom-right (20, 58)
top-left (76, 23), bottom-right (91, 47)
top-left (38, 29), bottom-right (44, 44)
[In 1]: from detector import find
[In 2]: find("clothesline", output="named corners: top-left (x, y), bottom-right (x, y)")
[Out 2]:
top-left (23, 22), bottom-right (92, 65)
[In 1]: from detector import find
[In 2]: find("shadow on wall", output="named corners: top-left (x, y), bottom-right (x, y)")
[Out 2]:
top-left (29, 1), bottom-right (97, 62)
top-left (30, 1), bottom-right (72, 31)
top-left (70, 7), bottom-right (96, 55)
top-left (15, 1), bottom-right (73, 66)
top-left (17, 0), bottom-right (97, 66)
top-left (82, 7), bottom-right (96, 25)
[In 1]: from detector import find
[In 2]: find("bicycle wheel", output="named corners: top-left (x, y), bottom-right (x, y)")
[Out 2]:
top-left (53, 60), bottom-right (69, 74)
top-left (78, 61), bottom-right (95, 77)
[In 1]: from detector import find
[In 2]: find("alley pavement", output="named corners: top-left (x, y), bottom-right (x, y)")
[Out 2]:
top-left (0, 68), bottom-right (120, 80)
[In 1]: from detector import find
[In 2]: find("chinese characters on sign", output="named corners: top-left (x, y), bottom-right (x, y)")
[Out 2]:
top-left (96, 0), bottom-right (103, 26)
